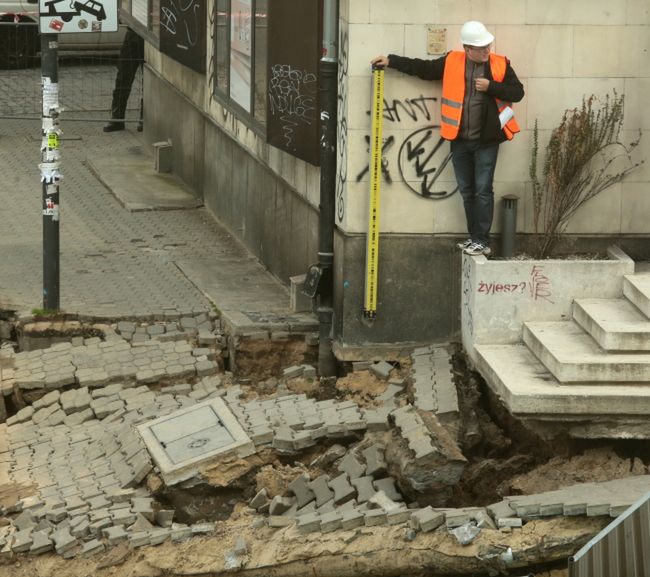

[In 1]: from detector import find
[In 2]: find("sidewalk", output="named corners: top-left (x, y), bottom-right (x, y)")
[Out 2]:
top-left (0, 118), bottom-right (316, 335)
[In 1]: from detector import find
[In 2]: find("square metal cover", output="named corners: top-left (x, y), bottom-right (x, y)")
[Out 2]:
top-left (137, 397), bottom-right (255, 485)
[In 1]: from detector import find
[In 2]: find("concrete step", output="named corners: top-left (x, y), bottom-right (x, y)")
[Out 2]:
top-left (573, 298), bottom-right (650, 351)
top-left (523, 321), bottom-right (650, 383)
top-left (474, 343), bottom-right (650, 417)
top-left (624, 274), bottom-right (650, 318)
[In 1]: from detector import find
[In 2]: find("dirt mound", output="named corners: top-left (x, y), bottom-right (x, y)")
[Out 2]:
top-left (499, 447), bottom-right (648, 495)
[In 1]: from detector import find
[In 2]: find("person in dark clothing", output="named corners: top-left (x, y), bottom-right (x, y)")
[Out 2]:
top-left (103, 27), bottom-right (145, 132)
top-left (372, 21), bottom-right (524, 256)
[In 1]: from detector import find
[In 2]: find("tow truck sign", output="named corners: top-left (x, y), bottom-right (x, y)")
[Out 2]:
top-left (39, 0), bottom-right (118, 33)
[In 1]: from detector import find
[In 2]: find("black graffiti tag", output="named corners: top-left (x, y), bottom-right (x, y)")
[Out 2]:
top-left (355, 135), bottom-right (395, 183)
top-left (365, 95), bottom-right (439, 124)
top-left (398, 126), bottom-right (458, 200)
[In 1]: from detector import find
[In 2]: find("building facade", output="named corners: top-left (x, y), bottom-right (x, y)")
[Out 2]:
top-left (120, 0), bottom-right (650, 356)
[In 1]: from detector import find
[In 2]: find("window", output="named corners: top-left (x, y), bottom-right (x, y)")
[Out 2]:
top-left (214, 0), bottom-right (321, 163)
top-left (214, 0), bottom-right (268, 127)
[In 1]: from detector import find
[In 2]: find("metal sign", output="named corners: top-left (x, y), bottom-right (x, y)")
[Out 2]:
top-left (39, 0), bottom-right (118, 34)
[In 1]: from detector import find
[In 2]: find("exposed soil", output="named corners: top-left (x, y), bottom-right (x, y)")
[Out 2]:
top-left (335, 370), bottom-right (390, 407)
top-left (1, 327), bottom-right (648, 576)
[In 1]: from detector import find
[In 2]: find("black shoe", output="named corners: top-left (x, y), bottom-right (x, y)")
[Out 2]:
top-left (103, 122), bottom-right (125, 133)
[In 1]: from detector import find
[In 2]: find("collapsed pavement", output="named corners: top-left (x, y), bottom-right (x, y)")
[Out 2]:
top-left (0, 321), bottom-right (648, 576)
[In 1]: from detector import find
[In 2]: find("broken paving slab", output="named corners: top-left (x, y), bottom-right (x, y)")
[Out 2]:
top-left (137, 396), bottom-right (255, 485)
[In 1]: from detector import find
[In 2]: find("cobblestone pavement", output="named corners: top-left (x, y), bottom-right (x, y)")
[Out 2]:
top-left (0, 113), bottom-right (297, 321)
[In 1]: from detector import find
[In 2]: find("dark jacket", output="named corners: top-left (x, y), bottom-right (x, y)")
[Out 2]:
top-left (387, 52), bottom-right (525, 145)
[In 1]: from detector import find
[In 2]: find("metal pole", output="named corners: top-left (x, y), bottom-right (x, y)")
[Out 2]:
top-left (317, 0), bottom-right (339, 377)
top-left (501, 194), bottom-right (518, 258)
top-left (41, 33), bottom-right (61, 310)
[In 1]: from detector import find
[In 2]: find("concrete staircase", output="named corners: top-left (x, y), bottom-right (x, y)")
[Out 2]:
top-left (474, 272), bottom-right (650, 439)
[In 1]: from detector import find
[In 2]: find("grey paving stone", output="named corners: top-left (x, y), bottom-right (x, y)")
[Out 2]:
top-left (249, 488), bottom-right (269, 511)
top-left (103, 525), bottom-right (128, 544)
top-left (33, 390), bottom-right (61, 410)
top-left (308, 475), bottom-right (335, 507)
top-left (81, 538), bottom-right (105, 556)
top-left (362, 444), bottom-right (387, 478)
top-left (170, 524), bottom-right (192, 542)
top-left (373, 478), bottom-right (403, 502)
top-left (13, 510), bottom-right (36, 531)
top-left (11, 529), bottom-right (33, 553)
top-left (70, 518), bottom-right (91, 539)
top-left (128, 531), bottom-right (151, 548)
top-left (128, 450), bottom-right (153, 485)
top-left (190, 522), bottom-right (215, 534)
top-left (288, 474), bottom-right (315, 508)
top-left (351, 476), bottom-right (375, 504)
top-left (387, 508), bottom-right (412, 525)
top-left (445, 509), bottom-right (471, 528)
top-left (329, 473), bottom-right (356, 505)
top-left (296, 513), bottom-right (321, 534)
top-left (29, 530), bottom-right (54, 555)
top-left (319, 511), bottom-right (342, 533)
top-left (410, 507), bottom-right (445, 532)
top-left (53, 527), bottom-right (77, 554)
top-left (268, 515), bottom-right (294, 528)
top-left (364, 509), bottom-right (387, 526)
top-left (340, 508), bottom-right (365, 530)
top-left (498, 517), bottom-right (523, 528)
top-left (269, 495), bottom-right (295, 515)
top-left (155, 510), bottom-right (175, 528)
top-left (368, 490), bottom-right (401, 512)
top-left (338, 453), bottom-right (366, 480)
top-left (369, 361), bottom-right (393, 380)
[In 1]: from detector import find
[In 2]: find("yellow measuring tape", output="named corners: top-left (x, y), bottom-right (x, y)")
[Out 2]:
top-left (363, 65), bottom-right (385, 321)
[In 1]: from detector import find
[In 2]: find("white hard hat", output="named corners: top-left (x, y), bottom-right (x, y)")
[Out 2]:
top-left (460, 21), bottom-right (494, 47)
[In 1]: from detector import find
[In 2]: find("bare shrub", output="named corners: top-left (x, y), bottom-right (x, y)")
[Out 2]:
top-left (529, 92), bottom-right (643, 258)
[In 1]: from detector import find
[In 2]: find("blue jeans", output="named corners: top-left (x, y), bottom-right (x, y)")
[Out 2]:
top-left (450, 139), bottom-right (499, 245)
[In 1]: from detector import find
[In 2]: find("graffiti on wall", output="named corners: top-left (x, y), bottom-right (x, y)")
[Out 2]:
top-left (398, 126), bottom-right (456, 199)
top-left (355, 135), bottom-right (395, 183)
top-left (462, 255), bottom-right (474, 338)
top-left (268, 64), bottom-right (317, 150)
top-left (335, 25), bottom-right (349, 224)
top-left (476, 265), bottom-right (555, 304)
top-left (358, 95), bottom-right (458, 200)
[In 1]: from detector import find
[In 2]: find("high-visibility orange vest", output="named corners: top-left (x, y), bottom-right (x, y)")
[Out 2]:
top-left (440, 51), bottom-right (520, 141)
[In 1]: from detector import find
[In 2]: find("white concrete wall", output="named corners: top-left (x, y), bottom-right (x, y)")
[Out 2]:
top-left (461, 250), bottom-right (636, 364)
top-left (337, 0), bottom-right (650, 236)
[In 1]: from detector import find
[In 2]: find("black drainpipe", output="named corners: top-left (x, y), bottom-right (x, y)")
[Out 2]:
top-left (316, 0), bottom-right (339, 377)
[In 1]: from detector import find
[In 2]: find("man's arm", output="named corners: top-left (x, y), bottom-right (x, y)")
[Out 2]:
top-left (387, 54), bottom-right (446, 81)
top-left (486, 59), bottom-right (524, 103)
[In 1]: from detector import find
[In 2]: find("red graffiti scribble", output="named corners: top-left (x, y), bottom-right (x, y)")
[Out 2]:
top-left (529, 265), bottom-right (554, 303)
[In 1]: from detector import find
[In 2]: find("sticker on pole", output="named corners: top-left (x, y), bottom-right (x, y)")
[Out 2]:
top-left (39, 0), bottom-right (118, 33)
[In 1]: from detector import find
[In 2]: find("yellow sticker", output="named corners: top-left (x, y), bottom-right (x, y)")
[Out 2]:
top-left (48, 133), bottom-right (59, 149)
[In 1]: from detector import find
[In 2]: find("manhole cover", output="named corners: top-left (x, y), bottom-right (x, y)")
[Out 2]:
top-left (137, 397), bottom-right (255, 485)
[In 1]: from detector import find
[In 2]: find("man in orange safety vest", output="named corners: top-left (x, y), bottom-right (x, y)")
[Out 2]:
top-left (372, 21), bottom-right (524, 256)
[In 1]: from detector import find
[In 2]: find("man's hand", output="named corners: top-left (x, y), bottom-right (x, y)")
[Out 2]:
top-left (475, 77), bottom-right (490, 92)
top-left (371, 55), bottom-right (390, 67)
